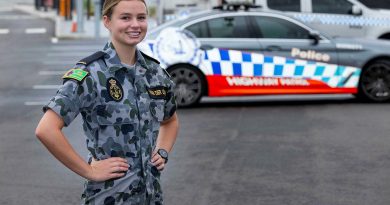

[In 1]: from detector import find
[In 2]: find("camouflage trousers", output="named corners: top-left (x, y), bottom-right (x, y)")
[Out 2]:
top-left (83, 191), bottom-right (161, 205)
top-left (81, 157), bottom-right (163, 205)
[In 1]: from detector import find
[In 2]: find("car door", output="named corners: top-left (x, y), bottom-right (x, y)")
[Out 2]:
top-left (305, 0), bottom-right (366, 38)
top-left (250, 14), bottom-right (344, 93)
top-left (181, 14), bottom-right (265, 96)
top-left (251, 14), bottom-right (338, 63)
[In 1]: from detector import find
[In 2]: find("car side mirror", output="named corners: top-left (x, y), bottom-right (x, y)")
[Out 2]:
top-left (350, 5), bottom-right (363, 16)
top-left (308, 31), bottom-right (321, 45)
top-left (200, 44), bottom-right (214, 51)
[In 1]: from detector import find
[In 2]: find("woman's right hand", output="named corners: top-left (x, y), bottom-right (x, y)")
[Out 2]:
top-left (87, 157), bottom-right (129, 182)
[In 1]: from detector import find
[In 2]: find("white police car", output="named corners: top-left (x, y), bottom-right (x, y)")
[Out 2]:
top-left (139, 4), bottom-right (390, 107)
top-left (256, 0), bottom-right (390, 40)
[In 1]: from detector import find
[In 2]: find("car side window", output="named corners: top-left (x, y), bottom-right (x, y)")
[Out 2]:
top-left (253, 16), bottom-right (310, 39)
top-left (312, 0), bottom-right (353, 14)
top-left (267, 0), bottom-right (301, 12)
top-left (186, 16), bottom-right (251, 38)
top-left (185, 21), bottom-right (209, 38)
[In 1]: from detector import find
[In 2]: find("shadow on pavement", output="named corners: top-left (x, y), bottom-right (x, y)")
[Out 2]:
top-left (183, 97), bottom-right (382, 109)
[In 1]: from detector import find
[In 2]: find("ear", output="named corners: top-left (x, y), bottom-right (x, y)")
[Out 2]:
top-left (103, 15), bottom-right (111, 31)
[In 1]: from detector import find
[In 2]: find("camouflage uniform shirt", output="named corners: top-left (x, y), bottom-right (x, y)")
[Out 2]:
top-left (44, 42), bottom-right (177, 205)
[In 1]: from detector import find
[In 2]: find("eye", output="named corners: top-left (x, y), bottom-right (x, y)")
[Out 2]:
top-left (121, 16), bottom-right (130, 21)
top-left (138, 16), bottom-right (147, 21)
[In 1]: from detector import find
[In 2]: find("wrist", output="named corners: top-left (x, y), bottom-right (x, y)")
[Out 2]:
top-left (157, 148), bottom-right (169, 163)
top-left (83, 164), bottom-right (95, 181)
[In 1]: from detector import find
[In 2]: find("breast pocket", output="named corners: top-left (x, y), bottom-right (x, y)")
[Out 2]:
top-left (94, 104), bottom-right (139, 158)
top-left (149, 99), bottom-right (165, 122)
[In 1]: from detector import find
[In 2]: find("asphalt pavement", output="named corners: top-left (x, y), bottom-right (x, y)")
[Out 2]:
top-left (1, 7), bottom-right (390, 205)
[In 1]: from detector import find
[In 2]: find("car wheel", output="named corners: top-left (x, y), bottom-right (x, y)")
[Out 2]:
top-left (358, 60), bottom-right (390, 102)
top-left (167, 65), bottom-right (206, 107)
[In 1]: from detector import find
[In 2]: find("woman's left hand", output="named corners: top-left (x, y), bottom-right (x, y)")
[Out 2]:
top-left (151, 151), bottom-right (165, 171)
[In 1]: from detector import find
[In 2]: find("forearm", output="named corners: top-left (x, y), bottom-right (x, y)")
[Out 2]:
top-left (156, 113), bottom-right (179, 152)
top-left (36, 110), bottom-right (92, 180)
top-left (37, 129), bottom-right (92, 179)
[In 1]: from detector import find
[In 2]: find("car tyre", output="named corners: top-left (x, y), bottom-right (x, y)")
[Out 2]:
top-left (358, 60), bottom-right (390, 102)
top-left (167, 64), bottom-right (207, 107)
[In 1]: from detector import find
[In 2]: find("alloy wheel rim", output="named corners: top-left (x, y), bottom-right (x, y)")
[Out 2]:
top-left (362, 63), bottom-right (390, 100)
top-left (170, 68), bottom-right (202, 106)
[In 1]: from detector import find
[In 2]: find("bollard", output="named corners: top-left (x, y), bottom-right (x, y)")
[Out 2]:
top-left (71, 10), bottom-right (77, 32)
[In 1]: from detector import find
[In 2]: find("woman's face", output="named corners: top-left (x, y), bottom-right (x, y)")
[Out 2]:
top-left (104, 0), bottom-right (148, 48)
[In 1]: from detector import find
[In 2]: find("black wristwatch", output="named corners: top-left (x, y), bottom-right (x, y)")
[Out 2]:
top-left (157, 149), bottom-right (168, 163)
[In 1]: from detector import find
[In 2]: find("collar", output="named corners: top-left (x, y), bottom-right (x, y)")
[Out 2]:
top-left (102, 41), bottom-right (149, 73)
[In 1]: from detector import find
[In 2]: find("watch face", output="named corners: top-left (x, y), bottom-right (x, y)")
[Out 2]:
top-left (158, 149), bottom-right (168, 158)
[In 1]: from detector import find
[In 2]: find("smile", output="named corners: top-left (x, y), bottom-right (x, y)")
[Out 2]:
top-left (126, 31), bottom-right (141, 37)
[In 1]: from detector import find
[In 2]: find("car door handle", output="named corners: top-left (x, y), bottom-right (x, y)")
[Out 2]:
top-left (265, 45), bottom-right (282, 52)
top-left (200, 44), bottom-right (214, 50)
top-left (349, 25), bottom-right (363, 29)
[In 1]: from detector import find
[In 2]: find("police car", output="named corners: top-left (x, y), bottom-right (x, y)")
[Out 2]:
top-left (139, 4), bottom-right (390, 107)
top-left (256, 0), bottom-right (390, 40)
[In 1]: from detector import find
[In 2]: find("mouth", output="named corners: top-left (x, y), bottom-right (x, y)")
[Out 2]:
top-left (126, 31), bottom-right (141, 38)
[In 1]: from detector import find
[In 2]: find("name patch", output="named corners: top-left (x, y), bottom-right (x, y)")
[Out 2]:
top-left (147, 86), bottom-right (168, 100)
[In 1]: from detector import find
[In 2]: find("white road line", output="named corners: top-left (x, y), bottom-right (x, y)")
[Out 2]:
top-left (25, 28), bottom-right (47, 34)
top-left (51, 37), bottom-right (59, 44)
top-left (0, 7), bottom-right (12, 12)
top-left (0, 15), bottom-right (35, 20)
top-left (24, 101), bottom-right (47, 106)
top-left (0, 29), bottom-right (10, 34)
top-left (44, 61), bottom-right (75, 65)
top-left (50, 46), bottom-right (101, 51)
top-left (39, 71), bottom-right (65, 75)
top-left (33, 85), bottom-right (60, 89)
top-left (47, 52), bottom-right (91, 57)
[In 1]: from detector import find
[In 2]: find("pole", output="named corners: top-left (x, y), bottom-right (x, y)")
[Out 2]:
top-left (35, 0), bottom-right (41, 10)
top-left (75, 0), bottom-right (84, 33)
top-left (87, 0), bottom-right (90, 20)
top-left (94, 0), bottom-right (101, 38)
top-left (157, 0), bottom-right (164, 24)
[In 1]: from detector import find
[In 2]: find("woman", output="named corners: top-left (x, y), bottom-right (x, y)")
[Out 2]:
top-left (35, 0), bottom-right (179, 204)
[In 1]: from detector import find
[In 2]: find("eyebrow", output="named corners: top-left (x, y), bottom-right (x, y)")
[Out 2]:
top-left (119, 12), bottom-right (147, 16)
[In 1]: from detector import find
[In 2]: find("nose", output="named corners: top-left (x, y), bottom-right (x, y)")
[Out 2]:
top-left (129, 19), bottom-right (141, 28)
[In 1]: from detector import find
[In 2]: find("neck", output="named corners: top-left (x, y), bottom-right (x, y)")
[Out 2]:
top-left (111, 40), bottom-right (137, 65)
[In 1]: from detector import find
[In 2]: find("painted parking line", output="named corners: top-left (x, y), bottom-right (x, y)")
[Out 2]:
top-left (0, 7), bottom-right (12, 12)
top-left (43, 61), bottom-right (75, 65)
top-left (51, 37), bottom-right (58, 44)
top-left (47, 52), bottom-right (91, 57)
top-left (0, 15), bottom-right (36, 20)
top-left (38, 70), bottom-right (66, 75)
top-left (33, 85), bottom-right (61, 89)
top-left (0, 29), bottom-right (10, 34)
top-left (24, 101), bottom-right (47, 106)
top-left (49, 45), bottom-right (101, 51)
top-left (25, 28), bottom-right (47, 34)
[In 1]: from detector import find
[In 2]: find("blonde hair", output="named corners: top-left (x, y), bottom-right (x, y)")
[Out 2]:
top-left (102, 0), bottom-right (148, 18)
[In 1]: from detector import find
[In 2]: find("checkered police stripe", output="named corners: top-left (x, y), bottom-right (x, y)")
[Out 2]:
top-left (200, 48), bottom-right (361, 88)
top-left (140, 42), bottom-right (361, 88)
top-left (294, 14), bottom-right (390, 27)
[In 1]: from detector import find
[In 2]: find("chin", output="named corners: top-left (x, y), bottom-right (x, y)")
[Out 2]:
top-left (126, 38), bottom-right (144, 45)
top-left (126, 41), bottom-right (142, 47)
